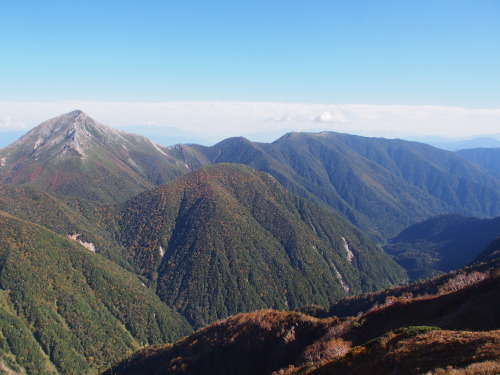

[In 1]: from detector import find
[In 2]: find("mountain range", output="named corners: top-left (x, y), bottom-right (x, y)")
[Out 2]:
top-left (0, 110), bottom-right (498, 374)
top-left (168, 133), bottom-right (500, 241)
top-left (2, 111), bottom-right (498, 243)
top-left (405, 135), bottom-right (500, 151)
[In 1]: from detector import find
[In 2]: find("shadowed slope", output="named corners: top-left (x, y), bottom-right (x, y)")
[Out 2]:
top-left (473, 237), bottom-right (500, 264)
top-left (311, 330), bottom-right (500, 375)
top-left (103, 310), bottom-right (333, 375)
top-left (384, 214), bottom-right (500, 279)
top-left (457, 147), bottom-right (500, 175)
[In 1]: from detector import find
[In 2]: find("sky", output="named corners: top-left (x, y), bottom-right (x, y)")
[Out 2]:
top-left (1, 0), bottom-right (499, 145)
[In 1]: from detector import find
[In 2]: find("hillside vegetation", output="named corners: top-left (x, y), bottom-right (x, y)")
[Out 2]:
top-left (0, 183), bottom-right (131, 268)
top-left (310, 330), bottom-right (499, 375)
top-left (0, 212), bottom-right (192, 374)
top-left (384, 214), bottom-right (500, 279)
top-left (103, 258), bottom-right (499, 375)
top-left (119, 163), bottom-right (406, 327)
top-left (181, 132), bottom-right (499, 241)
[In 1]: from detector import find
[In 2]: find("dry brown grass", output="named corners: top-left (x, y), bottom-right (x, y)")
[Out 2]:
top-left (302, 338), bottom-right (351, 364)
top-left (426, 360), bottom-right (500, 374)
top-left (310, 330), bottom-right (500, 375)
top-left (105, 265), bottom-right (500, 375)
top-left (439, 271), bottom-right (489, 294)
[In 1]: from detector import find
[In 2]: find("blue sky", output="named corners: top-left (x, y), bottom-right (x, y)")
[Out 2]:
top-left (1, 1), bottom-right (499, 143)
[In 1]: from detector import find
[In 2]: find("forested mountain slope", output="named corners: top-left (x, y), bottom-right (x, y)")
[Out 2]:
top-left (0, 183), bottom-right (130, 267)
top-left (0, 212), bottom-right (192, 374)
top-left (102, 258), bottom-right (500, 375)
top-left (180, 132), bottom-right (499, 241)
top-left (1, 164), bottom-right (406, 330)
top-left (118, 163), bottom-right (407, 327)
top-left (456, 147), bottom-right (500, 175)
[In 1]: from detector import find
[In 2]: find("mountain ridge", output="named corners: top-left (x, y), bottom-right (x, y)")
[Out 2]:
top-left (2, 111), bottom-right (498, 241)
top-left (180, 131), bottom-right (499, 241)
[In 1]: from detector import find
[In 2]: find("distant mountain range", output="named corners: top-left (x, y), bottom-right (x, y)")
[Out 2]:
top-left (178, 132), bottom-right (499, 241)
top-left (3, 111), bottom-right (498, 242)
top-left (404, 135), bottom-right (500, 150)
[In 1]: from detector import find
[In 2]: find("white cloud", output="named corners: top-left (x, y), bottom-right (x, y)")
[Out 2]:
top-left (0, 101), bottom-right (499, 144)
top-left (313, 110), bottom-right (347, 123)
top-left (0, 115), bottom-right (26, 130)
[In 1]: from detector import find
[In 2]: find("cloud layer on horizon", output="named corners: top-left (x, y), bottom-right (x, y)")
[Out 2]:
top-left (1, 101), bottom-right (499, 144)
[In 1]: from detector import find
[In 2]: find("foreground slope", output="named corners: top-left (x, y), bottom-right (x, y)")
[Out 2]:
top-left (102, 259), bottom-right (499, 375)
top-left (384, 214), bottom-right (500, 279)
top-left (311, 330), bottom-right (499, 375)
top-left (0, 110), bottom-right (190, 203)
top-left (181, 132), bottom-right (500, 241)
top-left (119, 163), bottom-right (407, 326)
top-left (0, 212), bottom-right (192, 375)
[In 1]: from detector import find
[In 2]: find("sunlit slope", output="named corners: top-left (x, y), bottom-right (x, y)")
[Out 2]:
top-left (119, 163), bottom-right (407, 327)
top-left (183, 132), bottom-right (499, 241)
top-left (0, 212), bottom-right (192, 374)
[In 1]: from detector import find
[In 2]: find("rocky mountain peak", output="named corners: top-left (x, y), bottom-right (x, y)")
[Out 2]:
top-left (0, 111), bottom-right (192, 203)
top-left (7, 110), bottom-right (125, 160)
top-left (31, 110), bottom-right (95, 135)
